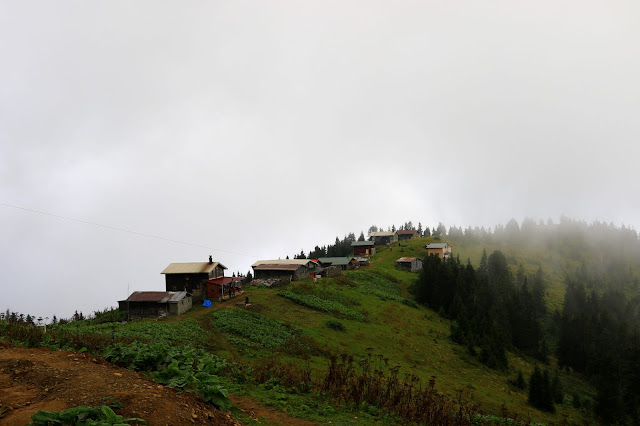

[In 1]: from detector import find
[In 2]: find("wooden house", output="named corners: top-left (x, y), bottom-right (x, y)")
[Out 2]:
top-left (351, 240), bottom-right (375, 256)
top-left (161, 256), bottom-right (226, 300)
top-left (397, 230), bottom-right (418, 241)
top-left (355, 257), bottom-right (370, 267)
top-left (425, 242), bottom-right (452, 259)
top-left (396, 257), bottom-right (423, 272)
top-left (251, 259), bottom-right (321, 281)
top-left (318, 257), bottom-right (357, 270)
top-left (369, 231), bottom-right (398, 246)
top-left (118, 291), bottom-right (192, 319)
top-left (206, 276), bottom-right (244, 301)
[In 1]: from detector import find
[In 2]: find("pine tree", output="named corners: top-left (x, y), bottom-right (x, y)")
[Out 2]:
top-left (529, 366), bottom-right (555, 412)
top-left (529, 366), bottom-right (542, 407)
top-left (551, 369), bottom-right (563, 404)
top-left (516, 370), bottom-right (526, 390)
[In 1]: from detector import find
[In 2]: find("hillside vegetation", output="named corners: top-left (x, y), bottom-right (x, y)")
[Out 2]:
top-left (4, 219), bottom-right (640, 424)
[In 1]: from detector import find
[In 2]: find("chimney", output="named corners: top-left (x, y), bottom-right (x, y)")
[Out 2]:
top-left (208, 255), bottom-right (213, 264)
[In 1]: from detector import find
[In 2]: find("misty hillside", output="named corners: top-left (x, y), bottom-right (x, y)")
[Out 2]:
top-left (3, 218), bottom-right (640, 424)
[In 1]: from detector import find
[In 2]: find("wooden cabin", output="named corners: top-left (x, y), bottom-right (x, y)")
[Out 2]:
top-left (206, 276), bottom-right (244, 301)
top-left (396, 257), bottom-right (423, 272)
top-left (351, 240), bottom-right (375, 256)
top-left (425, 242), bottom-right (452, 259)
top-left (118, 291), bottom-right (192, 319)
top-left (251, 259), bottom-right (321, 281)
top-left (161, 255), bottom-right (226, 300)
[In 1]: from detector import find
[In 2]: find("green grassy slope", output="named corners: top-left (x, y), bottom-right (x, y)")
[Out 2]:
top-left (200, 235), bottom-right (595, 424)
top-left (42, 234), bottom-right (604, 424)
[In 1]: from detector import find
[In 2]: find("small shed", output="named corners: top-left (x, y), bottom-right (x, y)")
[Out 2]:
top-left (251, 259), bottom-right (321, 281)
top-left (397, 230), bottom-right (418, 241)
top-left (356, 257), bottom-right (370, 267)
top-left (118, 291), bottom-right (192, 319)
top-left (369, 231), bottom-right (398, 246)
top-left (352, 240), bottom-right (376, 256)
top-left (318, 257), bottom-right (356, 270)
top-left (207, 276), bottom-right (244, 301)
top-left (396, 257), bottom-right (423, 272)
top-left (425, 242), bottom-right (452, 259)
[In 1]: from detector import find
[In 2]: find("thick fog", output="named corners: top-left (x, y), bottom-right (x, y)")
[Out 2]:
top-left (1, 1), bottom-right (639, 319)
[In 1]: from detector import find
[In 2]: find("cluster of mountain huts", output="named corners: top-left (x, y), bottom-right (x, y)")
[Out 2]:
top-left (118, 232), bottom-right (452, 320)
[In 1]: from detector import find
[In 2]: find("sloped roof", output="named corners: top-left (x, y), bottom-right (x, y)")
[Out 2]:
top-left (253, 264), bottom-right (305, 271)
top-left (369, 231), bottom-right (397, 237)
top-left (352, 240), bottom-right (375, 246)
top-left (251, 259), bottom-right (318, 268)
top-left (396, 257), bottom-right (422, 263)
top-left (426, 243), bottom-right (450, 249)
top-left (318, 257), bottom-right (352, 266)
top-left (125, 291), bottom-right (189, 303)
top-left (397, 230), bottom-right (417, 235)
top-left (161, 262), bottom-right (227, 274)
top-left (207, 276), bottom-right (244, 285)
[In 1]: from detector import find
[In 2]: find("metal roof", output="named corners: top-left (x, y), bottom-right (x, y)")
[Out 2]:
top-left (426, 243), bottom-right (450, 249)
top-left (251, 259), bottom-right (318, 268)
top-left (125, 291), bottom-right (189, 303)
top-left (207, 276), bottom-right (243, 285)
top-left (397, 230), bottom-right (417, 235)
top-left (396, 257), bottom-right (422, 263)
top-left (318, 257), bottom-right (353, 266)
top-left (253, 264), bottom-right (305, 271)
top-left (369, 231), bottom-right (396, 237)
top-left (351, 240), bottom-right (375, 246)
top-left (161, 262), bottom-right (227, 274)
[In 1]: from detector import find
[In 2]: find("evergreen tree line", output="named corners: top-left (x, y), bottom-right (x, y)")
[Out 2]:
top-left (0, 309), bottom-right (77, 325)
top-left (368, 222), bottom-right (446, 237)
top-left (295, 232), bottom-right (359, 260)
top-left (557, 279), bottom-right (640, 423)
top-left (412, 250), bottom-right (548, 371)
top-left (527, 366), bottom-right (563, 413)
top-left (294, 220), bottom-right (449, 260)
top-left (451, 218), bottom-right (640, 283)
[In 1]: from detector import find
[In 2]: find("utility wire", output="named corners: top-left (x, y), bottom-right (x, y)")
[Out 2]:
top-left (0, 202), bottom-right (255, 258)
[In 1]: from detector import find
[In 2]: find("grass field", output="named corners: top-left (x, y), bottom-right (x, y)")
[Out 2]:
top-left (37, 235), bottom-right (601, 424)
top-left (199, 235), bottom-right (595, 424)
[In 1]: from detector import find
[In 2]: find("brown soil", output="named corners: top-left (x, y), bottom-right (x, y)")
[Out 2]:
top-left (229, 394), bottom-right (318, 426)
top-left (0, 343), bottom-right (239, 425)
top-left (0, 343), bottom-right (319, 426)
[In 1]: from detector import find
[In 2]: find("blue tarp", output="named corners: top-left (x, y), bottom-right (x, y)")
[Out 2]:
top-left (202, 300), bottom-right (212, 307)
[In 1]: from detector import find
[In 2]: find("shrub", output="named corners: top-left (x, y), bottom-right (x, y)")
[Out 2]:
top-left (325, 320), bottom-right (345, 331)
top-left (214, 309), bottom-right (294, 349)
top-left (278, 291), bottom-right (365, 321)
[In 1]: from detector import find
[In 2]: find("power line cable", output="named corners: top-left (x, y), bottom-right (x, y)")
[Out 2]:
top-left (0, 202), bottom-right (255, 258)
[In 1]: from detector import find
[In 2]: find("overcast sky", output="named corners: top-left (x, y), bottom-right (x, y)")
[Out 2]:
top-left (1, 1), bottom-right (639, 319)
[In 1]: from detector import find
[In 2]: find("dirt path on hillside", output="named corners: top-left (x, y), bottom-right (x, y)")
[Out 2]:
top-left (0, 342), bottom-right (317, 426)
top-left (229, 395), bottom-right (318, 426)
